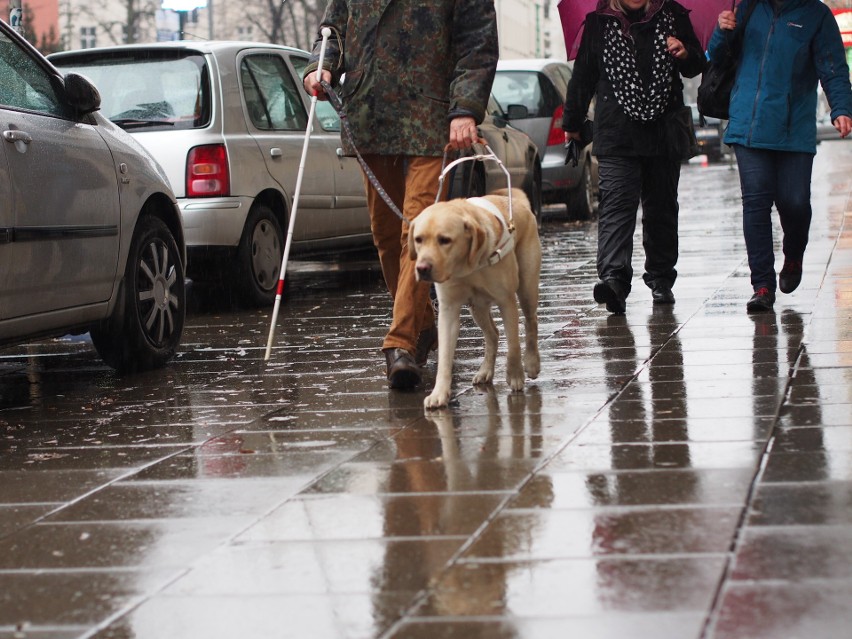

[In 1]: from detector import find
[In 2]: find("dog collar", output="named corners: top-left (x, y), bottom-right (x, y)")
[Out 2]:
top-left (467, 197), bottom-right (515, 266)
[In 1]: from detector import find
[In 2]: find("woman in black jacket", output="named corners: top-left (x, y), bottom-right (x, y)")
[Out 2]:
top-left (563, 0), bottom-right (705, 313)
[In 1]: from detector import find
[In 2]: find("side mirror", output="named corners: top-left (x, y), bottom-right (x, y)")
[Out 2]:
top-left (64, 73), bottom-right (101, 115)
top-left (506, 104), bottom-right (529, 120)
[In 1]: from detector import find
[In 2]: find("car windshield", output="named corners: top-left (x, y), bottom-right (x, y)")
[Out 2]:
top-left (492, 70), bottom-right (546, 117)
top-left (52, 51), bottom-right (210, 130)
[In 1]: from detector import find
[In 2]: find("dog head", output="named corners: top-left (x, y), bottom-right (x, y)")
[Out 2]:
top-left (408, 199), bottom-right (491, 283)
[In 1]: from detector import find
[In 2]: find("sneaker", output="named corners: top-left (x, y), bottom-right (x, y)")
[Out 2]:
top-left (593, 280), bottom-right (627, 314)
top-left (778, 260), bottom-right (802, 294)
top-left (383, 348), bottom-right (421, 389)
top-left (746, 287), bottom-right (776, 314)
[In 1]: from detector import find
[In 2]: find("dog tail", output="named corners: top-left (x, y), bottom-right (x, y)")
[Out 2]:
top-left (492, 187), bottom-right (530, 210)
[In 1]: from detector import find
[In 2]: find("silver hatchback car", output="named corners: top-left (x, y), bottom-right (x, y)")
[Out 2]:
top-left (492, 59), bottom-right (599, 220)
top-left (51, 42), bottom-right (372, 307)
top-left (50, 42), bottom-right (543, 306)
top-left (0, 21), bottom-right (186, 371)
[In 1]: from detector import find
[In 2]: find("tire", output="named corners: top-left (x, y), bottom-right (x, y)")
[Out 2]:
top-left (524, 163), bottom-right (543, 227)
top-left (91, 216), bottom-right (185, 372)
top-left (233, 204), bottom-right (284, 307)
top-left (567, 156), bottom-right (597, 221)
top-left (456, 163), bottom-right (486, 198)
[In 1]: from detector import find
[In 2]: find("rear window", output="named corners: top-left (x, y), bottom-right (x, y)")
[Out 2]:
top-left (51, 50), bottom-right (210, 130)
top-left (492, 70), bottom-right (561, 118)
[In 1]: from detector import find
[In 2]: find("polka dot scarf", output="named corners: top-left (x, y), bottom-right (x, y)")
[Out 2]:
top-left (602, 8), bottom-right (674, 122)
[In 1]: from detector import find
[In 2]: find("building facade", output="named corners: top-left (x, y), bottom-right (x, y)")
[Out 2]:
top-left (10, 0), bottom-right (566, 60)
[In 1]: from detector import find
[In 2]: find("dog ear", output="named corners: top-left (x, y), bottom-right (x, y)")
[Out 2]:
top-left (466, 218), bottom-right (488, 268)
top-left (407, 218), bottom-right (418, 260)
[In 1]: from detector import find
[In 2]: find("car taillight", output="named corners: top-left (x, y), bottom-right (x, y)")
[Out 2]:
top-left (547, 104), bottom-right (565, 147)
top-left (186, 144), bottom-right (230, 197)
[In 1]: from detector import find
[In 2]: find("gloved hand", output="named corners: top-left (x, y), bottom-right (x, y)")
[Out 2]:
top-left (564, 139), bottom-right (579, 167)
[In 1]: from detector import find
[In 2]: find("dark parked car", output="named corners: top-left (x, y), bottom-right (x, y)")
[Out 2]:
top-left (492, 58), bottom-right (599, 219)
top-left (689, 104), bottom-right (726, 162)
top-left (51, 43), bottom-right (542, 305)
top-left (0, 20), bottom-right (186, 371)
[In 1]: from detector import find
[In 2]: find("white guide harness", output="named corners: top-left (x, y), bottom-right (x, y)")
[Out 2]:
top-left (466, 196), bottom-right (516, 266)
top-left (436, 142), bottom-right (516, 268)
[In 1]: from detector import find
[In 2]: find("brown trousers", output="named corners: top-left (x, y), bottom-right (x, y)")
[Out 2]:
top-left (362, 155), bottom-right (444, 354)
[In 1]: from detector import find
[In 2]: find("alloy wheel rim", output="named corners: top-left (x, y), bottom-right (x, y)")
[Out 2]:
top-left (251, 219), bottom-right (281, 292)
top-left (137, 239), bottom-right (179, 346)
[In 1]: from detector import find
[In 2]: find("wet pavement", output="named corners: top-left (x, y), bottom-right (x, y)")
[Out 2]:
top-left (1, 141), bottom-right (851, 639)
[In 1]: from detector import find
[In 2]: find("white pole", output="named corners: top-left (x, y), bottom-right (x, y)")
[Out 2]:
top-left (264, 27), bottom-right (332, 361)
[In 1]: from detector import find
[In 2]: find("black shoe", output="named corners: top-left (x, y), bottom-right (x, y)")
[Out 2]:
top-left (652, 285), bottom-right (675, 304)
top-left (384, 348), bottom-right (421, 389)
top-left (746, 287), bottom-right (776, 314)
top-left (415, 326), bottom-right (438, 366)
top-left (778, 260), bottom-right (802, 294)
top-left (593, 280), bottom-right (627, 314)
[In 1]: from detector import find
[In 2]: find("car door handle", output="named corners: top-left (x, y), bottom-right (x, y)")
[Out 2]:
top-left (3, 130), bottom-right (32, 144)
top-left (270, 147), bottom-right (282, 158)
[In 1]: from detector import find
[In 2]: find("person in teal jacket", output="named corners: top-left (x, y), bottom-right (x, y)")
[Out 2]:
top-left (708, 0), bottom-right (852, 313)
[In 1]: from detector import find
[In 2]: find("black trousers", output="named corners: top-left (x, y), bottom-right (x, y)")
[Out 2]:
top-left (596, 154), bottom-right (682, 294)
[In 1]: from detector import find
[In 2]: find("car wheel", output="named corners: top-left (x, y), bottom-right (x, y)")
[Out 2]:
top-left (91, 216), bottom-right (185, 372)
top-left (234, 204), bottom-right (283, 307)
top-left (456, 163), bottom-right (486, 198)
top-left (524, 163), bottom-right (543, 227)
top-left (567, 156), bottom-right (596, 221)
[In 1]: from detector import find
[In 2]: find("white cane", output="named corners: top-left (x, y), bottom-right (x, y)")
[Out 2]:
top-left (264, 27), bottom-right (332, 361)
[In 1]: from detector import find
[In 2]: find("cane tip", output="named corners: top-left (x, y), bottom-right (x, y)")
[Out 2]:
top-left (321, 27), bottom-right (332, 38)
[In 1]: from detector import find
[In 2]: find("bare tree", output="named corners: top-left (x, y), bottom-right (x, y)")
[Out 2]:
top-left (243, 0), bottom-right (325, 48)
top-left (74, 0), bottom-right (161, 45)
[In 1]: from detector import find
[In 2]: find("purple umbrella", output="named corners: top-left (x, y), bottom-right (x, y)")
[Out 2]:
top-left (559, 0), bottom-right (736, 60)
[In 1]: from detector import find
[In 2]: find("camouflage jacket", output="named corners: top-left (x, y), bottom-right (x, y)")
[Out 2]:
top-left (304, 0), bottom-right (499, 157)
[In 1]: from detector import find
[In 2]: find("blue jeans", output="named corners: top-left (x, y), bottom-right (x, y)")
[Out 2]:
top-left (732, 145), bottom-right (814, 292)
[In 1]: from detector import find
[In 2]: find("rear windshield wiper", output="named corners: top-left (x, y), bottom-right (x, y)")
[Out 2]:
top-left (111, 119), bottom-right (176, 130)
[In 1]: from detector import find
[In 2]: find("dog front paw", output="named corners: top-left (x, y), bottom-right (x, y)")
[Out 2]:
top-left (507, 366), bottom-right (525, 391)
top-left (424, 389), bottom-right (451, 409)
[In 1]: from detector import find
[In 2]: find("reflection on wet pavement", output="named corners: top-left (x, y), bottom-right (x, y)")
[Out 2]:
top-left (1, 143), bottom-right (851, 638)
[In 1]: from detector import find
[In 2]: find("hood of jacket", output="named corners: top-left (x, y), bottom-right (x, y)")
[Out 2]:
top-left (597, 0), bottom-right (667, 36)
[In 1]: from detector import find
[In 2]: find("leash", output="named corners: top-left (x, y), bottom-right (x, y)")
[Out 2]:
top-left (320, 79), bottom-right (409, 223)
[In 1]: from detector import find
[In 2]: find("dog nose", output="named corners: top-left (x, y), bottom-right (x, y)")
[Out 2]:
top-left (416, 264), bottom-right (433, 282)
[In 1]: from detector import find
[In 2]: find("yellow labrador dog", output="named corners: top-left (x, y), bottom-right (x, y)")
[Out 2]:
top-left (409, 188), bottom-right (541, 409)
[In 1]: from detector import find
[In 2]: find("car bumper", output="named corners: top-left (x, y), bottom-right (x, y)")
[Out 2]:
top-left (179, 196), bottom-right (252, 247)
top-left (541, 146), bottom-right (579, 199)
top-left (694, 130), bottom-right (723, 158)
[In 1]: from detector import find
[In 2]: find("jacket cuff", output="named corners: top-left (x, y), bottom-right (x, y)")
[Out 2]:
top-left (449, 99), bottom-right (485, 124)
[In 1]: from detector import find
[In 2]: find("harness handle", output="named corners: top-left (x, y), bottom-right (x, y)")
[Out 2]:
top-left (437, 142), bottom-right (513, 224)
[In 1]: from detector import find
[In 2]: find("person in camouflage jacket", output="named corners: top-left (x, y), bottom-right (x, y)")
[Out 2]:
top-left (303, 0), bottom-right (499, 390)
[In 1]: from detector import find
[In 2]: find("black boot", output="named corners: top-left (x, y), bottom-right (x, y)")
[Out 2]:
top-left (593, 279), bottom-right (627, 314)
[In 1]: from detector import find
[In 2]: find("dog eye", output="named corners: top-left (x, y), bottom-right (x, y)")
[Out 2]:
top-left (438, 236), bottom-right (452, 246)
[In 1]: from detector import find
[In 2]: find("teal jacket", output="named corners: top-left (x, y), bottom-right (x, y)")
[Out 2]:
top-left (707, 0), bottom-right (852, 154)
